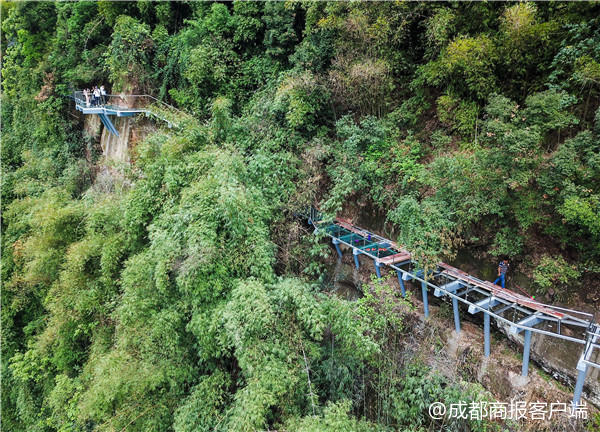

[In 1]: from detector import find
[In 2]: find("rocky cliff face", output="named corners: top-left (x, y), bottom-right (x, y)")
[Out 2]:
top-left (83, 112), bottom-right (101, 137)
top-left (99, 117), bottom-right (132, 163)
top-left (84, 114), bottom-right (146, 163)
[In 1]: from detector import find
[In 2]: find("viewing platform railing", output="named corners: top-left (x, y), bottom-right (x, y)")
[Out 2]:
top-left (73, 91), bottom-right (192, 132)
top-left (74, 91), bottom-right (186, 114)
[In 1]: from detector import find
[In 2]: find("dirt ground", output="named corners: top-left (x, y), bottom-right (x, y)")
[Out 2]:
top-left (337, 251), bottom-right (599, 432)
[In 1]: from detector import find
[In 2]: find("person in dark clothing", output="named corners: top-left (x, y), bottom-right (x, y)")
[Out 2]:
top-left (93, 86), bottom-right (101, 106)
top-left (493, 259), bottom-right (510, 288)
top-left (100, 85), bottom-right (107, 105)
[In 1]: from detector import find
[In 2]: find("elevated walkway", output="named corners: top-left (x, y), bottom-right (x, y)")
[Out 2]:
top-left (306, 207), bottom-right (598, 405)
top-left (73, 91), bottom-right (187, 136)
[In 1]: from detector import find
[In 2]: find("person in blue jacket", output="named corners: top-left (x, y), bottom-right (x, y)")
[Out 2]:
top-left (493, 259), bottom-right (510, 288)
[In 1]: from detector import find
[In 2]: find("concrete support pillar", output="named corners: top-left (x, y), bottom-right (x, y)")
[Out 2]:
top-left (421, 281), bottom-right (429, 318)
top-left (374, 261), bottom-right (381, 278)
top-left (572, 366), bottom-right (588, 406)
top-left (353, 248), bottom-right (360, 269)
top-left (332, 238), bottom-right (342, 259)
top-left (452, 297), bottom-right (461, 333)
top-left (521, 330), bottom-right (532, 377)
top-left (396, 270), bottom-right (406, 297)
top-left (484, 312), bottom-right (491, 357)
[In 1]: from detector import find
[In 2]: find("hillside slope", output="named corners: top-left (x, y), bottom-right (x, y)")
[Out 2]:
top-left (2, 2), bottom-right (599, 431)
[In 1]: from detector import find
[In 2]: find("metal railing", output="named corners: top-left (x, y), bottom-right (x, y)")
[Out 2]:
top-left (75, 91), bottom-right (186, 113)
top-left (311, 215), bottom-right (594, 344)
top-left (581, 323), bottom-right (600, 369)
top-left (75, 91), bottom-right (152, 111)
top-left (73, 90), bottom-right (192, 128)
top-left (310, 213), bottom-right (599, 404)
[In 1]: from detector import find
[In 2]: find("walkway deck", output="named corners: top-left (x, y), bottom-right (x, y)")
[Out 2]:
top-left (73, 91), bottom-right (184, 136)
top-left (306, 207), bottom-right (599, 405)
top-left (75, 104), bottom-right (144, 116)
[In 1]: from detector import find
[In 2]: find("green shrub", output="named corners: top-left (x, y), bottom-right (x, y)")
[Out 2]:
top-left (274, 71), bottom-right (330, 133)
top-left (490, 227), bottom-right (524, 258)
top-left (420, 34), bottom-right (498, 101)
top-left (429, 130), bottom-right (452, 150)
top-left (436, 94), bottom-right (479, 139)
top-left (533, 254), bottom-right (581, 299)
top-left (104, 15), bottom-right (153, 91)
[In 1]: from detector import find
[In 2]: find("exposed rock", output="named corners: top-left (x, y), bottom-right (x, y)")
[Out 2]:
top-left (100, 117), bottom-right (132, 163)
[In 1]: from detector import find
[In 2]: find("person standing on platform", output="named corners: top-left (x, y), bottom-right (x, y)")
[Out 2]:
top-left (100, 85), bottom-right (106, 105)
top-left (493, 258), bottom-right (510, 289)
top-left (93, 87), bottom-right (101, 107)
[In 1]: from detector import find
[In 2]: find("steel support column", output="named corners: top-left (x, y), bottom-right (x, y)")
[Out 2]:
top-left (374, 261), bottom-right (381, 278)
top-left (421, 281), bottom-right (429, 318)
top-left (484, 312), bottom-right (491, 357)
top-left (98, 113), bottom-right (119, 137)
top-left (332, 238), bottom-right (342, 259)
top-left (311, 217), bottom-right (598, 407)
top-left (522, 330), bottom-right (532, 377)
top-left (452, 297), bottom-right (461, 333)
top-left (572, 367), bottom-right (588, 405)
top-left (353, 248), bottom-right (360, 269)
top-left (396, 270), bottom-right (406, 297)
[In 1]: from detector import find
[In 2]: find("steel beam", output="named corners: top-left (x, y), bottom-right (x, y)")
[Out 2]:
top-left (98, 113), bottom-right (119, 136)
top-left (421, 281), bottom-right (429, 318)
top-left (396, 270), bottom-right (406, 297)
top-left (454, 287), bottom-right (476, 298)
top-left (434, 280), bottom-right (463, 297)
top-left (572, 366), bottom-right (588, 405)
top-left (572, 323), bottom-right (600, 403)
top-left (374, 260), bottom-right (381, 278)
top-left (332, 238), bottom-right (342, 259)
top-left (493, 302), bottom-right (518, 315)
top-left (484, 312), bottom-right (491, 357)
top-left (510, 314), bottom-right (544, 334)
top-left (469, 296), bottom-right (497, 357)
top-left (522, 330), bottom-right (532, 376)
top-left (340, 233), bottom-right (355, 243)
top-left (403, 269), bottom-right (424, 281)
top-left (453, 297), bottom-right (461, 333)
top-left (468, 296), bottom-right (501, 314)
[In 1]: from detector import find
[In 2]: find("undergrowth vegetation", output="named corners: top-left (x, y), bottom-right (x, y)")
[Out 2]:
top-left (2, 2), bottom-right (599, 431)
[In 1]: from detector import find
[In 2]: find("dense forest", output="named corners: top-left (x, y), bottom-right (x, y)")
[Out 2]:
top-left (2, 2), bottom-right (600, 431)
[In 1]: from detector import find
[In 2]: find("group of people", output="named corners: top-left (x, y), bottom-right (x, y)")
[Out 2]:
top-left (82, 85), bottom-right (107, 107)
